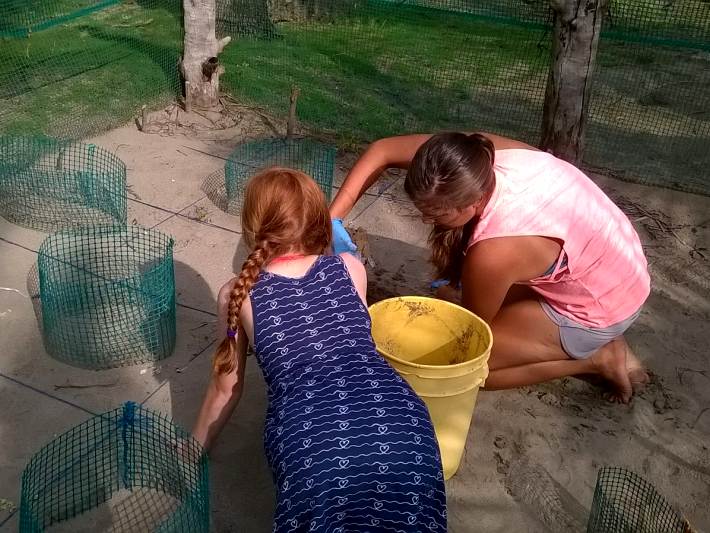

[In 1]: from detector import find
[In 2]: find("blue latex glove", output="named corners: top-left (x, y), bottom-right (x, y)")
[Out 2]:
top-left (331, 218), bottom-right (358, 255)
top-left (430, 279), bottom-right (462, 290)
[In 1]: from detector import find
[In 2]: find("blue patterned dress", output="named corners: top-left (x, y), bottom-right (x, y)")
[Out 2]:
top-left (249, 255), bottom-right (447, 532)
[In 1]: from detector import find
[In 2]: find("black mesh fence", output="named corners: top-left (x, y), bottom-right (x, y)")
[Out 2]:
top-left (1, 0), bottom-right (708, 194)
top-left (587, 466), bottom-right (693, 533)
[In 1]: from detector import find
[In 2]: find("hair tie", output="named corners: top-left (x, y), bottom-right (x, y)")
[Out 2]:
top-left (227, 329), bottom-right (237, 338)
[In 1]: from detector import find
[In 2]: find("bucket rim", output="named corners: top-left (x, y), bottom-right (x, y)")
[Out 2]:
top-left (368, 295), bottom-right (493, 371)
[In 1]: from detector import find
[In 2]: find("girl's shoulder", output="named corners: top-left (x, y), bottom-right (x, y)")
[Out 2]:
top-left (337, 252), bottom-right (365, 276)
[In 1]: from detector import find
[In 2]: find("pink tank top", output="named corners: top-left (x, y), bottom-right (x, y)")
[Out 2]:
top-left (468, 149), bottom-right (650, 328)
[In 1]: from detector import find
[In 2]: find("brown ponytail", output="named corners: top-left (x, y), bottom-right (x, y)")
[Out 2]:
top-left (212, 166), bottom-right (332, 374)
top-left (429, 220), bottom-right (475, 287)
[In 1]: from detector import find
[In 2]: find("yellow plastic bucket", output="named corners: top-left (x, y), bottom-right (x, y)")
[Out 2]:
top-left (369, 296), bottom-right (492, 480)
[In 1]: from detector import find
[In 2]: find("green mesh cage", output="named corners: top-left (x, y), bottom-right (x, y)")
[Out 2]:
top-left (224, 137), bottom-right (336, 209)
top-left (38, 225), bottom-right (176, 369)
top-left (0, 136), bottom-right (127, 232)
top-left (586, 467), bottom-right (693, 533)
top-left (19, 402), bottom-right (209, 533)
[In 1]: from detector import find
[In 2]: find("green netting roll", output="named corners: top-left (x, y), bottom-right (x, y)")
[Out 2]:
top-left (224, 138), bottom-right (336, 209)
top-left (0, 136), bottom-right (126, 232)
top-left (587, 467), bottom-right (692, 533)
top-left (38, 225), bottom-right (176, 369)
top-left (19, 402), bottom-right (209, 533)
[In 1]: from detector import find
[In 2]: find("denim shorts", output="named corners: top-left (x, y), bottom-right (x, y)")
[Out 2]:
top-left (540, 301), bottom-right (641, 359)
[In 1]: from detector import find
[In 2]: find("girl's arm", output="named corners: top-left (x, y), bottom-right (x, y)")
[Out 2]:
top-left (192, 324), bottom-right (248, 450)
top-left (340, 253), bottom-right (368, 307)
top-left (459, 238), bottom-right (552, 322)
top-left (330, 132), bottom-right (537, 220)
top-left (330, 134), bottom-right (432, 219)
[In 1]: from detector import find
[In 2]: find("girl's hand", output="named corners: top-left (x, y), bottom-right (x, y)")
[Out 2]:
top-left (331, 219), bottom-right (358, 255)
top-left (435, 284), bottom-right (462, 305)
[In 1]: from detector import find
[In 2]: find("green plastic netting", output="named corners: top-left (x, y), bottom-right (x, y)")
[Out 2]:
top-left (586, 467), bottom-right (692, 533)
top-left (38, 225), bottom-right (176, 369)
top-left (20, 402), bottom-right (209, 533)
top-left (0, 0), bottom-right (181, 139)
top-left (1, 1), bottom-right (708, 194)
top-left (224, 137), bottom-right (336, 209)
top-left (217, 0), bottom-right (709, 194)
top-left (0, 136), bottom-right (127, 232)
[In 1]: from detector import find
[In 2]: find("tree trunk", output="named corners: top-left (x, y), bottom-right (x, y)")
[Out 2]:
top-left (541, 0), bottom-right (606, 164)
top-left (182, 0), bottom-right (232, 110)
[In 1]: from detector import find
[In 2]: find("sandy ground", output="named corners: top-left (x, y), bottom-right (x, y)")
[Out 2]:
top-left (1, 114), bottom-right (709, 532)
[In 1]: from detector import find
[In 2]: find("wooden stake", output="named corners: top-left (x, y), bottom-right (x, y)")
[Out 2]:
top-left (287, 85), bottom-right (300, 139)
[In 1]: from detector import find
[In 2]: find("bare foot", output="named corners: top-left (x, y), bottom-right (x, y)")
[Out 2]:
top-left (590, 339), bottom-right (633, 404)
top-left (622, 339), bottom-right (649, 391)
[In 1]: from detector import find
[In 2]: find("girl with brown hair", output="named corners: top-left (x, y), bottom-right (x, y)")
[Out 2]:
top-left (193, 168), bottom-right (446, 532)
top-left (331, 132), bottom-right (651, 404)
